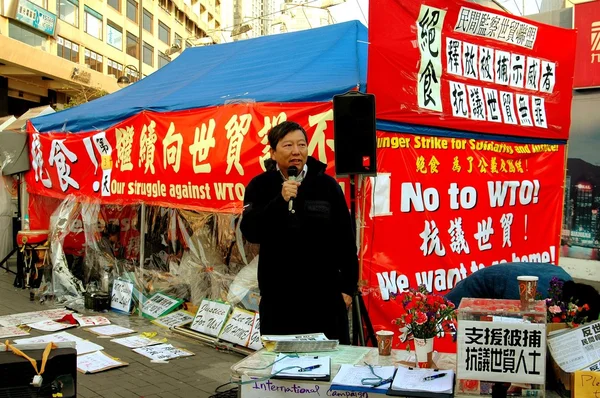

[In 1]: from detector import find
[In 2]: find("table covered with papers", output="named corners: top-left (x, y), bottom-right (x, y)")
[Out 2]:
top-left (230, 345), bottom-right (565, 398)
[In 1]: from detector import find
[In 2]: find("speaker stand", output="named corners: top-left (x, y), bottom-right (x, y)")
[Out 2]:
top-left (349, 174), bottom-right (377, 347)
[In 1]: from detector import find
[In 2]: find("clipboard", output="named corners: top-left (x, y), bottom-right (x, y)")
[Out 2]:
top-left (387, 367), bottom-right (455, 398)
top-left (270, 354), bottom-right (331, 382)
top-left (330, 364), bottom-right (396, 393)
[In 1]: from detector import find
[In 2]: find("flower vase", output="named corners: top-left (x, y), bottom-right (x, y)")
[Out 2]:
top-left (414, 337), bottom-right (434, 368)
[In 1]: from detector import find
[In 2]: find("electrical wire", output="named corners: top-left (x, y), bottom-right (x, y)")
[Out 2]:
top-left (354, 0), bottom-right (368, 25)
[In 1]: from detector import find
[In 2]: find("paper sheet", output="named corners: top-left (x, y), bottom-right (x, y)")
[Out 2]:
top-left (111, 335), bottom-right (163, 348)
top-left (0, 326), bottom-right (30, 338)
top-left (74, 315), bottom-right (111, 327)
top-left (27, 320), bottom-right (76, 332)
top-left (86, 325), bottom-right (135, 337)
top-left (77, 351), bottom-right (128, 373)
top-left (271, 354), bottom-right (330, 378)
top-left (13, 332), bottom-right (104, 355)
top-left (332, 364), bottom-right (395, 391)
top-left (133, 343), bottom-right (194, 361)
top-left (391, 367), bottom-right (454, 393)
top-left (152, 310), bottom-right (194, 328)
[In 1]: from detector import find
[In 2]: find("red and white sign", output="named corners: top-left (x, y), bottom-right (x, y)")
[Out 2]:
top-left (367, 0), bottom-right (576, 140)
top-left (574, 1), bottom-right (600, 89)
top-left (360, 132), bottom-right (565, 350)
top-left (26, 102), bottom-right (338, 213)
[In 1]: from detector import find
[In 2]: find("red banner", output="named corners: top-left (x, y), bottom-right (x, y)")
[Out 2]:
top-left (26, 102), bottom-right (339, 212)
top-left (574, 1), bottom-right (600, 89)
top-left (367, 0), bottom-right (576, 140)
top-left (360, 132), bottom-right (565, 349)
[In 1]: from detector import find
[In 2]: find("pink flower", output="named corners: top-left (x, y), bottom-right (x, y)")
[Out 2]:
top-left (548, 305), bottom-right (562, 314)
top-left (415, 312), bottom-right (428, 325)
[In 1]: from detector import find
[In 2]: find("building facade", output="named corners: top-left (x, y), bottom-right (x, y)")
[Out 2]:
top-left (0, 0), bottom-right (221, 118)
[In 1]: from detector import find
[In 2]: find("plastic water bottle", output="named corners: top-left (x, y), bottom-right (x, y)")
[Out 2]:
top-left (23, 214), bottom-right (30, 230)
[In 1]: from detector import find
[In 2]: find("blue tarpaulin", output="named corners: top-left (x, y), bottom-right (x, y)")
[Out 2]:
top-left (31, 21), bottom-right (368, 134)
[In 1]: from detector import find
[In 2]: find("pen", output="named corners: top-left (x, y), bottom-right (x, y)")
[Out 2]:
top-left (298, 365), bottom-right (321, 372)
top-left (423, 373), bottom-right (447, 381)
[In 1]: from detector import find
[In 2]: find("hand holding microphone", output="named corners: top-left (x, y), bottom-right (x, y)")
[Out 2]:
top-left (283, 166), bottom-right (299, 213)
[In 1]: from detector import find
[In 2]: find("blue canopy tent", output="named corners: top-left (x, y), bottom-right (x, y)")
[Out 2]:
top-left (31, 21), bottom-right (368, 134)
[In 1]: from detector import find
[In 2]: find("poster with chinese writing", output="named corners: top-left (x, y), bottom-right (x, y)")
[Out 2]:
top-left (367, 0), bottom-right (576, 140)
top-left (574, 1), bottom-right (600, 89)
top-left (360, 132), bottom-right (564, 350)
top-left (457, 321), bottom-right (546, 383)
top-left (26, 102), bottom-right (338, 213)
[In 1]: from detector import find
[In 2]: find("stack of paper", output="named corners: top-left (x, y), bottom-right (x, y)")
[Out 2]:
top-left (389, 367), bottom-right (454, 397)
top-left (331, 364), bottom-right (396, 392)
top-left (271, 353), bottom-right (331, 381)
top-left (261, 333), bottom-right (338, 352)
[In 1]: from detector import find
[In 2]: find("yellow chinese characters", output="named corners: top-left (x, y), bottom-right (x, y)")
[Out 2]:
top-left (257, 113), bottom-right (287, 171)
top-left (225, 114), bottom-right (252, 176)
top-left (163, 122), bottom-right (183, 173)
top-left (140, 120), bottom-right (158, 174)
top-left (115, 126), bottom-right (134, 171)
top-left (189, 119), bottom-right (216, 173)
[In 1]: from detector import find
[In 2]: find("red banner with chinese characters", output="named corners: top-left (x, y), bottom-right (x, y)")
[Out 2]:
top-left (359, 132), bottom-right (565, 350)
top-left (26, 102), bottom-right (338, 212)
top-left (367, 0), bottom-right (576, 140)
top-left (574, 1), bottom-right (600, 89)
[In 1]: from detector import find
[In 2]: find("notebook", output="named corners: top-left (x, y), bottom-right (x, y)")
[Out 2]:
top-left (331, 364), bottom-right (396, 393)
top-left (388, 366), bottom-right (455, 398)
top-left (270, 353), bottom-right (331, 381)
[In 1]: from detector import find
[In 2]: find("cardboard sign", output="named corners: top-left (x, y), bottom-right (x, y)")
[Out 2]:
top-left (111, 279), bottom-right (134, 313)
top-left (248, 313), bottom-right (262, 351)
top-left (142, 293), bottom-right (183, 320)
top-left (219, 308), bottom-right (255, 347)
top-left (77, 351), bottom-right (128, 373)
top-left (573, 371), bottom-right (600, 398)
top-left (190, 299), bottom-right (231, 337)
top-left (133, 343), bottom-right (194, 361)
top-left (152, 310), bottom-right (195, 329)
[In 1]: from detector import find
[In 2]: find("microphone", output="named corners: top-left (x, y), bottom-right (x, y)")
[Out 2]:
top-left (287, 166), bottom-right (298, 213)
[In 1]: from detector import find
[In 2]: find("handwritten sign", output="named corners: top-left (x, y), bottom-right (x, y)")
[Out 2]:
top-left (111, 335), bottom-right (162, 348)
top-left (574, 371), bottom-right (600, 397)
top-left (86, 325), bottom-right (135, 337)
top-left (111, 279), bottom-right (133, 313)
top-left (0, 326), bottom-right (30, 338)
top-left (219, 308), bottom-right (255, 347)
top-left (133, 343), bottom-right (194, 361)
top-left (0, 309), bottom-right (73, 327)
top-left (142, 293), bottom-right (182, 320)
top-left (241, 375), bottom-right (327, 398)
top-left (248, 313), bottom-right (262, 351)
top-left (75, 315), bottom-right (111, 327)
top-left (190, 299), bottom-right (231, 337)
top-left (27, 320), bottom-right (76, 332)
top-left (14, 332), bottom-right (104, 355)
top-left (152, 310), bottom-right (195, 329)
top-left (77, 351), bottom-right (128, 373)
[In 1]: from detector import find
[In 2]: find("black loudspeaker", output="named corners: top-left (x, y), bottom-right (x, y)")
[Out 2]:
top-left (0, 347), bottom-right (77, 397)
top-left (333, 91), bottom-right (377, 176)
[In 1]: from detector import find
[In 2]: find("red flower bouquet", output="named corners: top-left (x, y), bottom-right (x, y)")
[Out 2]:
top-left (392, 284), bottom-right (457, 339)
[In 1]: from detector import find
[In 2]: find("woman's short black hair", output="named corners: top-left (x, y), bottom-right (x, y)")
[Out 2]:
top-left (267, 121), bottom-right (308, 150)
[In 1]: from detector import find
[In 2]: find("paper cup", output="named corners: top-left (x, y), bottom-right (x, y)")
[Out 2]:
top-left (517, 276), bottom-right (538, 308)
top-left (376, 330), bottom-right (394, 356)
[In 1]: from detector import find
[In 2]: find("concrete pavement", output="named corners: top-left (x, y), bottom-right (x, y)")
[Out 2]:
top-left (0, 267), bottom-right (244, 398)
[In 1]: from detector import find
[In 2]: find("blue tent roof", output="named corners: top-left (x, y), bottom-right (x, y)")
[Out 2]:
top-left (32, 20), bottom-right (368, 134)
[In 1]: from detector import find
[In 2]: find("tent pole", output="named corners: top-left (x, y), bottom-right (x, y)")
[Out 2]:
top-left (138, 202), bottom-right (146, 317)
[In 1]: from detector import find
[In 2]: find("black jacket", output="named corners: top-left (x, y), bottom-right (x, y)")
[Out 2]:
top-left (240, 156), bottom-right (359, 341)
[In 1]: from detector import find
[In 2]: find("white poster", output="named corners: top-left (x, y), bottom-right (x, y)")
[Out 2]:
top-left (479, 46), bottom-right (495, 83)
top-left (111, 279), bottom-right (133, 313)
top-left (540, 60), bottom-right (556, 93)
top-left (462, 42), bottom-right (478, 80)
top-left (531, 96), bottom-right (548, 129)
top-left (457, 320), bottom-right (546, 384)
top-left (0, 326), bottom-right (30, 338)
top-left (14, 332), bottom-right (104, 355)
top-left (142, 293), bottom-right (182, 320)
top-left (516, 94), bottom-right (533, 127)
top-left (219, 308), bottom-right (255, 347)
top-left (152, 310), bottom-right (194, 329)
top-left (547, 320), bottom-right (600, 373)
top-left (448, 81), bottom-right (469, 118)
top-left (466, 85), bottom-right (486, 121)
top-left (0, 309), bottom-right (72, 327)
top-left (525, 57), bottom-right (541, 91)
top-left (111, 335), bottom-right (162, 348)
top-left (509, 53), bottom-right (525, 88)
top-left (27, 320), bottom-right (76, 332)
top-left (446, 37), bottom-right (463, 76)
top-left (190, 299), bottom-right (231, 337)
top-left (133, 343), bottom-right (194, 361)
top-left (500, 91), bottom-right (518, 125)
top-left (77, 351), bottom-right (128, 373)
top-left (75, 315), bottom-right (111, 327)
top-left (483, 88), bottom-right (502, 123)
top-left (87, 325), bottom-right (135, 337)
top-left (248, 313), bottom-right (263, 351)
top-left (416, 5), bottom-right (446, 112)
top-left (494, 50), bottom-right (511, 86)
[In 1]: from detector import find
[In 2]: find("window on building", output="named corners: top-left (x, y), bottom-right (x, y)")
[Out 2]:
top-left (185, 18), bottom-right (193, 33)
top-left (84, 48), bottom-right (103, 72)
top-left (143, 42), bottom-right (153, 66)
top-left (108, 0), bottom-right (120, 12)
top-left (107, 21), bottom-right (123, 50)
top-left (143, 9), bottom-right (153, 33)
top-left (28, 0), bottom-right (47, 8)
top-left (125, 66), bottom-right (139, 83)
top-left (159, 0), bottom-right (172, 13)
top-left (158, 51), bottom-right (170, 68)
top-left (174, 33), bottom-right (182, 47)
top-left (58, 0), bottom-right (78, 27)
top-left (107, 59), bottom-right (123, 78)
top-left (126, 32), bottom-right (138, 58)
top-left (158, 21), bottom-right (170, 45)
top-left (8, 20), bottom-right (45, 47)
top-left (57, 36), bottom-right (79, 62)
top-left (84, 6), bottom-right (103, 40)
top-left (176, 9), bottom-right (184, 24)
top-left (126, 0), bottom-right (137, 22)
